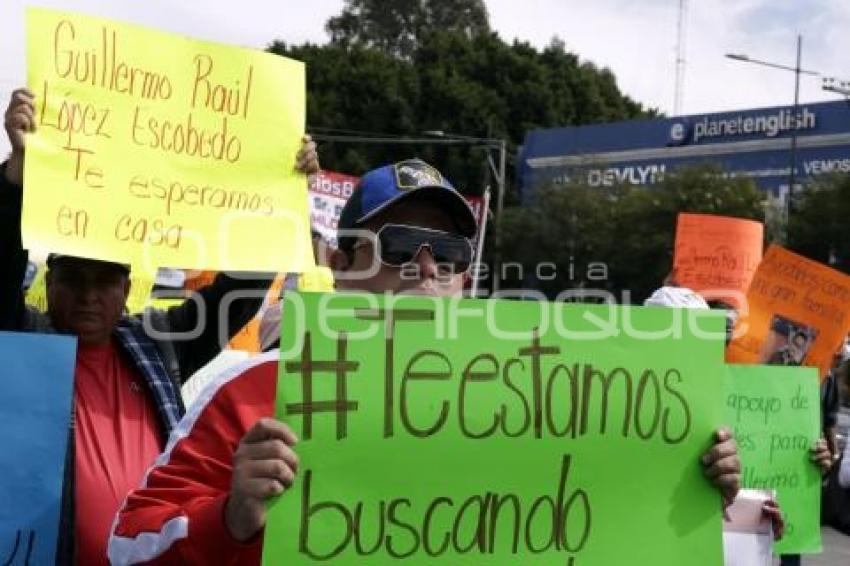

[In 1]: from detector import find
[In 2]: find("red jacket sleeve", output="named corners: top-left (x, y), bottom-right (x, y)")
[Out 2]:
top-left (108, 353), bottom-right (278, 565)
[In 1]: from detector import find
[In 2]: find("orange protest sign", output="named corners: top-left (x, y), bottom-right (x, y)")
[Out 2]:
top-left (673, 213), bottom-right (763, 308)
top-left (726, 245), bottom-right (850, 378)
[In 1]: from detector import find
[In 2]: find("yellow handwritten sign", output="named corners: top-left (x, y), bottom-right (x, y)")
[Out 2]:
top-left (24, 8), bottom-right (313, 276)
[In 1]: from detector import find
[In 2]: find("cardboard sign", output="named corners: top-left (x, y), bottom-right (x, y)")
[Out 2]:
top-left (726, 245), bottom-right (850, 377)
top-left (673, 213), bottom-right (763, 308)
top-left (724, 364), bottom-right (821, 554)
top-left (263, 292), bottom-right (727, 565)
top-left (24, 8), bottom-right (311, 275)
top-left (465, 194), bottom-right (486, 230)
top-left (308, 171), bottom-right (359, 248)
top-left (0, 332), bottom-right (76, 565)
top-left (722, 489), bottom-right (774, 566)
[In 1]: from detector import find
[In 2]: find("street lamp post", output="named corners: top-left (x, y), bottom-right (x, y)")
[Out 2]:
top-left (789, 36), bottom-right (802, 202)
top-left (726, 35), bottom-right (814, 225)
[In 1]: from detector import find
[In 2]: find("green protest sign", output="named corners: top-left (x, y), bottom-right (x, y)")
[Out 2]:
top-left (724, 364), bottom-right (821, 554)
top-left (263, 292), bottom-right (727, 565)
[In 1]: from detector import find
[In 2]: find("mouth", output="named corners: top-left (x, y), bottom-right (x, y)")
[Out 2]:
top-left (73, 310), bottom-right (101, 321)
top-left (398, 285), bottom-right (441, 297)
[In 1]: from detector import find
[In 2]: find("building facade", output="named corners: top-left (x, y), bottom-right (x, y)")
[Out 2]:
top-left (519, 100), bottom-right (850, 204)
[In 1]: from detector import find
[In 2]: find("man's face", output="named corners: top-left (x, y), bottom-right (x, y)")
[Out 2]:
top-left (789, 334), bottom-right (806, 360)
top-left (334, 200), bottom-right (470, 297)
top-left (46, 260), bottom-right (130, 345)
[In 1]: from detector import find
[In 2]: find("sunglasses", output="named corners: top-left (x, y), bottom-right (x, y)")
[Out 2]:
top-left (353, 224), bottom-right (474, 273)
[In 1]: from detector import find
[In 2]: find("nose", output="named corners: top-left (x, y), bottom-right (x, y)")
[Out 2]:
top-left (73, 276), bottom-right (100, 303)
top-left (413, 245), bottom-right (440, 280)
top-left (78, 284), bottom-right (100, 303)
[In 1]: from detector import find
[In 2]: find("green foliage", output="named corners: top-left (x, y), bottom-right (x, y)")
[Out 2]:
top-left (267, 1), bottom-right (652, 193)
top-left (267, 0), bottom-right (682, 299)
top-left (326, 0), bottom-right (490, 59)
top-left (270, 41), bottom-right (423, 173)
top-left (498, 164), bottom-right (766, 301)
top-left (787, 174), bottom-right (850, 273)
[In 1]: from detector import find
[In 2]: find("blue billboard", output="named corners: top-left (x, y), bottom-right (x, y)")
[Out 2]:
top-left (519, 100), bottom-right (850, 203)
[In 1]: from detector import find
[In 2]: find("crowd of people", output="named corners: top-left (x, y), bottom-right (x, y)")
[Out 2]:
top-left (3, 81), bottom-right (849, 565)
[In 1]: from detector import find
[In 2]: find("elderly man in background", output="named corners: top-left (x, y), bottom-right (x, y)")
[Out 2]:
top-left (1, 87), bottom-right (319, 565)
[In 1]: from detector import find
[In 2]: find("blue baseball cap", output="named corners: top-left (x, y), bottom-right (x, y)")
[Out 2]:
top-left (337, 159), bottom-right (477, 251)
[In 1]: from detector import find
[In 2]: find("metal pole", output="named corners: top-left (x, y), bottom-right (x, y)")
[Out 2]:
top-left (787, 34), bottom-right (802, 226)
top-left (492, 140), bottom-right (507, 293)
top-left (673, 0), bottom-right (688, 115)
top-left (470, 188), bottom-right (491, 298)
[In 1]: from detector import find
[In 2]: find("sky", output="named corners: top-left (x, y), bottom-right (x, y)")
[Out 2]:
top-left (3, 0), bottom-right (850, 154)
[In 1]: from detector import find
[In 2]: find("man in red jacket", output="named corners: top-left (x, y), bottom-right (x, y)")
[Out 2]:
top-left (108, 159), bottom-right (741, 565)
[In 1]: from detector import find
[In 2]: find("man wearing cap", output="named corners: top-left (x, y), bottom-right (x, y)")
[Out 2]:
top-left (1, 87), bottom-right (318, 565)
top-left (108, 158), bottom-right (740, 565)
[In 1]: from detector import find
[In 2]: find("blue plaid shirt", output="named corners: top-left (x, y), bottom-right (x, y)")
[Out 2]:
top-left (114, 318), bottom-right (185, 435)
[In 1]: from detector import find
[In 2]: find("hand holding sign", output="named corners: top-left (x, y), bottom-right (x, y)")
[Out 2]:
top-left (3, 87), bottom-right (35, 185)
top-left (225, 418), bottom-right (300, 542)
top-left (295, 135), bottom-right (319, 176)
top-left (702, 427), bottom-right (742, 506)
top-left (810, 438), bottom-right (832, 475)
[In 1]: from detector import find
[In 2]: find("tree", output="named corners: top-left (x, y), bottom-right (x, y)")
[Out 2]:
top-left (268, 0), bottom-right (661, 292)
top-left (270, 41), bottom-right (423, 174)
top-left (269, 29), bottom-right (651, 192)
top-left (498, 164), bottom-right (766, 301)
top-left (787, 174), bottom-right (850, 273)
top-left (326, 0), bottom-right (490, 59)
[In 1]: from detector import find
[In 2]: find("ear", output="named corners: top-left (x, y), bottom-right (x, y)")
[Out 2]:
top-left (317, 241), bottom-right (337, 267)
top-left (330, 248), bottom-right (351, 273)
top-left (330, 248), bottom-right (352, 291)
